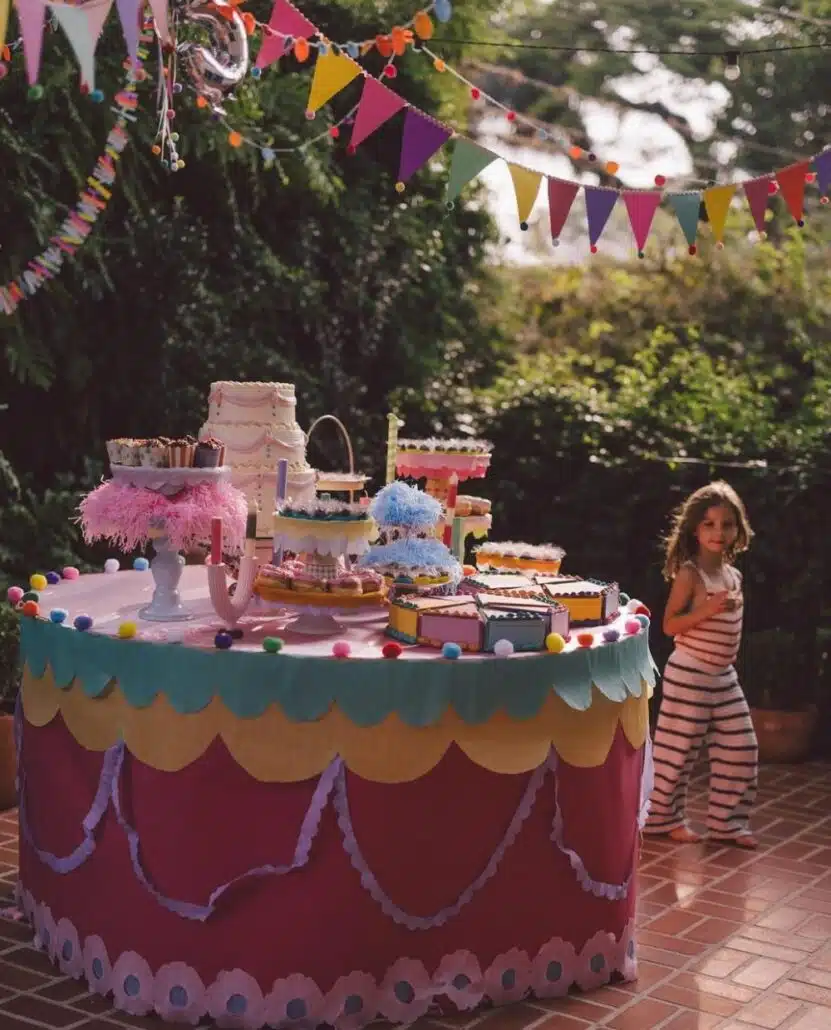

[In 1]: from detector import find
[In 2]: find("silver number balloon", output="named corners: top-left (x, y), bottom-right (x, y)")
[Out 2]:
top-left (177, 0), bottom-right (249, 110)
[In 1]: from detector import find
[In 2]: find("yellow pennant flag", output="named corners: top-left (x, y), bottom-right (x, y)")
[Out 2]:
top-left (704, 184), bottom-right (737, 243)
top-left (508, 163), bottom-right (543, 229)
top-left (306, 50), bottom-right (361, 115)
top-left (0, 0), bottom-right (8, 47)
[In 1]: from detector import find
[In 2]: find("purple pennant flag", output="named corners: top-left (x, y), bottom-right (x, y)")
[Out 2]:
top-left (115, 0), bottom-right (140, 59)
top-left (814, 149), bottom-right (831, 198)
top-left (584, 186), bottom-right (618, 248)
top-left (398, 110), bottom-right (452, 183)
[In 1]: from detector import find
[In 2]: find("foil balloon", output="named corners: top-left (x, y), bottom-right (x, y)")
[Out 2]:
top-left (176, 0), bottom-right (249, 109)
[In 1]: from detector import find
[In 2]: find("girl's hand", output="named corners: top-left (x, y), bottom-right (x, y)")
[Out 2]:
top-left (703, 590), bottom-right (730, 616)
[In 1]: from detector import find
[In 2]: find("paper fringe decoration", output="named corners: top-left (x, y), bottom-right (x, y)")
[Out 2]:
top-left (0, 43), bottom-right (144, 316)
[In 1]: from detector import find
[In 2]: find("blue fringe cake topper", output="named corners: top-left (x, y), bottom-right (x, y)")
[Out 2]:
top-left (369, 481), bottom-right (443, 530)
top-left (359, 537), bottom-right (462, 573)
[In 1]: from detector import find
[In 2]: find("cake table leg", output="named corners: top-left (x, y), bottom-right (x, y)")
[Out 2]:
top-left (139, 535), bottom-right (193, 622)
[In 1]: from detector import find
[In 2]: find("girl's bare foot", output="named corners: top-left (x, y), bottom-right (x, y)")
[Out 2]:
top-left (669, 825), bottom-right (702, 843)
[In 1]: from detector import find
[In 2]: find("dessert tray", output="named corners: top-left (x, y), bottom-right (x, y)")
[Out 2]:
top-left (110, 465), bottom-right (231, 496)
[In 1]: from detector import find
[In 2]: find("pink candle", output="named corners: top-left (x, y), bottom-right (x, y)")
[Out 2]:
top-left (211, 517), bottom-right (223, 565)
top-left (443, 475), bottom-right (459, 546)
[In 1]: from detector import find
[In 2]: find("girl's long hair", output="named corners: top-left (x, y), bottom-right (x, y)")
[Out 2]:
top-left (662, 480), bottom-right (753, 581)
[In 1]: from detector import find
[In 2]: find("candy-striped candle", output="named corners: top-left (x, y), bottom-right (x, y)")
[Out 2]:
top-left (272, 458), bottom-right (289, 565)
top-left (442, 474), bottom-right (459, 547)
top-left (211, 517), bottom-right (223, 565)
top-left (386, 412), bottom-right (402, 484)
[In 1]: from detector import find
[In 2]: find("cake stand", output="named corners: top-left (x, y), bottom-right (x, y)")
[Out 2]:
top-left (306, 414), bottom-right (369, 502)
top-left (79, 466), bottom-right (246, 622)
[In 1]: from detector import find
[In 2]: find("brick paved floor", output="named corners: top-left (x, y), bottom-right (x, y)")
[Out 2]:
top-left (0, 763), bottom-right (829, 1028)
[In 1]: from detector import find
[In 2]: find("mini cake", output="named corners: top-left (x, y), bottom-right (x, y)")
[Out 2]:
top-left (456, 495), bottom-right (492, 517)
top-left (417, 598), bottom-right (483, 651)
top-left (395, 438), bottom-right (493, 481)
top-left (194, 436), bottom-right (226, 468)
top-left (477, 594), bottom-right (570, 645)
top-left (271, 499), bottom-right (377, 558)
top-left (480, 606), bottom-right (548, 653)
top-left (538, 576), bottom-right (620, 626)
top-left (476, 541), bottom-right (565, 575)
top-left (458, 571), bottom-right (545, 599)
top-left (330, 574), bottom-right (362, 596)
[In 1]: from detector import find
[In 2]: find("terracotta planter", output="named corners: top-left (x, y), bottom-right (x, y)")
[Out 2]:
top-left (751, 704), bottom-right (818, 764)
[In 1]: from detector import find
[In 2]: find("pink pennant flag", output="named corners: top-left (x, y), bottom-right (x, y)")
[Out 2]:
top-left (256, 0), bottom-right (315, 70)
top-left (15, 0), bottom-right (45, 84)
top-left (147, 0), bottom-right (168, 42)
top-left (547, 178), bottom-right (578, 244)
top-left (350, 77), bottom-right (406, 150)
top-left (622, 190), bottom-right (662, 256)
top-left (743, 177), bottom-right (771, 234)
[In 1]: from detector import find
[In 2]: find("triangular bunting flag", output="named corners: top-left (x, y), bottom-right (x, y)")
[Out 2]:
top-left (508, 164), bottom-right (542, 230)
top-left (703, 184), bottom-right (736, 243)
top-left (256, 0), bottom-right (315, 70)
top-left (814, 149), bottom-right (831, 198)
top-left (114, 0), bottom-right (138, 58)
top-left (743, 177), bottom-right (771, 234)
top-left (667, 192), bottom-right (701, 252)
top-left (584, 186), bottom-right (618, 250)
top-left (15, 0), bottom-right (45, 85)
top-left (547, 178), bottom-right (578, 244)
top-left (350, 77), bottom-right (406, 150)
top-left (776, 161), bottom-right (810, 225)
top-left (147, 0), bottom-right (168, 42)
top-left (398, 109), bottom-right (452, 183)
top-left (0, 0), bottom-right (9, 48)
top-left (306, 50), bottom-right (361, 116)
top-left (622, 190), bottom-right (662, 256)
top-left (446, 138), bottom-right (497, 204)
top-left (51, 0), bottom-right (111, 89)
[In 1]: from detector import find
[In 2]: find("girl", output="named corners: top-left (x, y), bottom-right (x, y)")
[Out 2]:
top-left (645, 481), bottom-right (759, 849)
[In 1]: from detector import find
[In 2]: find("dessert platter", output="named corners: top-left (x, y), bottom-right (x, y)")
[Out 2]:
top-left (11, 380), bottom-right (655, 1030)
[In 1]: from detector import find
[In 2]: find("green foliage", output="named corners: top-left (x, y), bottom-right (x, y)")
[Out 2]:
top-left (0, 604), bottom-right (20, 706)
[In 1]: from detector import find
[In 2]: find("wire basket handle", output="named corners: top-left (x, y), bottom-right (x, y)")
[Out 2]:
top-left (306, 415), bottom-right (355, 475)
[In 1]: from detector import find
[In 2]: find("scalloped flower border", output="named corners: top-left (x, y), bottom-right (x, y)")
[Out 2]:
top-left (18, 885), bottom-right (637, 1028)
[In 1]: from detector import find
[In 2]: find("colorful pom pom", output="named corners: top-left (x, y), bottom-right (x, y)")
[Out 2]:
top-left (21, 601), bottom-right (39, 617)
top-left (263, 636), bottom-right (284, 653)
top-left (118, 621), bottom-right (138, 639)
top-left (21, 591), bottom-right (39, 603)
top-left (442, 642), bottom-right (462, 660)
top-left (104, 558), bottom-right (120, 574)
top-left (332, 640), bottom-right (351, 658)
top-left (133, 557), bottom-right (150, 571)
top-left (634, 604), bottom-right (651, 617)
top-left (49, 608), bottom-right (68, 624)
top-left (46, 571), bottom-right (61, 585)
top-left (382, 641), bottom-right (403, 659)
top-left (6, 587), bottom-right (23, 605)
top-left (214, 631), bottom-right (233, 650)
top-left (62, 567), bottom-right (80, 580)
top-left (577, 632), bottom-right (594, 648)
top-left (74, 614), bottom-right (93, 631)
top-left (493, 638), bottom-right (515, 657)
top-left (29, 574), bottom-right (47, 591)
top-left (602, 628), bottom-right (620, 643)
top-left (625, 619), bottom-right (641, 635)
top-left (545, 632), bottom-right (566, 653)
top-left (636, 614), bottom-right (650, 629)
top-left (626, 598), bottom-right (642, 612)
top-left (619, 592), bottom-right (630, 605)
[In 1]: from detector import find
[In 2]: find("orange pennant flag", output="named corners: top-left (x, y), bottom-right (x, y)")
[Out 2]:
top-left (776, 161), bottom-right (811, 225)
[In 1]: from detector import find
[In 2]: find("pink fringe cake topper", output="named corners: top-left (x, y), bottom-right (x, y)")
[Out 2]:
top-left (79, 481), bottom-right (248, 554)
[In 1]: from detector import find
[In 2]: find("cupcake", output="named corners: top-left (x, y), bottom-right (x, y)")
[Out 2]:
top-left (294, 572), bottom-right (326, 593)
top-left (139, 438), bottom-right (168, 468)
top-left (105, 439), bottom-right (123, 466)
top-left (357, 570), bottom-right (384, 594)
top-left (194, 436), bottom-right (225, 468)
top-left (119, 438), bottom-right (143, 466)
top-left (167, 438), bottom-right (195, 468)
top-left (329, 575), bottom-right (362, 596)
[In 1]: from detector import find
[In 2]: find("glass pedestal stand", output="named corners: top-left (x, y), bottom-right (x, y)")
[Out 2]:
top-left (139, 534), bottom-right (192, 622)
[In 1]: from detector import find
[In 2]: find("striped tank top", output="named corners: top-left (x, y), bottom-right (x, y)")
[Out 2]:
top-left (674, 561), bottom-right (743, 670)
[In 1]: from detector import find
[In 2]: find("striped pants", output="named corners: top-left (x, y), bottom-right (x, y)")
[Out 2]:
top-left (645, 649), bottom-right (758, 839)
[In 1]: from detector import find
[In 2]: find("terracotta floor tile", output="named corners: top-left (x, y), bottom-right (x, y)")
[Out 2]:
top-left (532, 1015), bottom-right (591, 1029)
top-left (792, 967), bottom-right (831, 990)
top-left (738, 925), bottom-right (821, 953)
top-left (604, 997), bottom-right (679, 1029)
top-left (532, 996), bottom-right (614, 1021)
top-left (0, 993), bottom-right (81, 1026)
top-left (732, 994), bottom-right (802, 1028)
top-left (776, 978), bottom-right (831, 1006)
top-left (647, 910), bottom-right (706, 936)
top-left (649, 980), bottom-right (741, 1016)
top-left (797, 914), bottom-right (831, 939)
top-left (638, 930), bottom-right (707, 956)
top-left (661, 1012), bottom-right (721, 1030)
top-left (788, 1006), bottom-right (831, 1030)
top-left (684, 917), bottom-right (744, 944)
top-left (732, 957), bottom-right (792, 990)
top-left (670, 970), bottom-right (757, 1003)
top-left (727, 936), bottom-right (810, 963)
top-left (694, 948), bottom-right (752, 979)
top-left (756, 906), bottom-right (812, 931)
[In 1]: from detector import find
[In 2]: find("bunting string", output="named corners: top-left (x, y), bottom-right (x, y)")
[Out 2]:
top-left (0, 37), bottom-right (147, 315)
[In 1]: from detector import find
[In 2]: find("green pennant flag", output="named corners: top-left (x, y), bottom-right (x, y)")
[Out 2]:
top-left (446, 138), bottom-right (497, 204)
top-left (667, 192), bottom-right (701, 250)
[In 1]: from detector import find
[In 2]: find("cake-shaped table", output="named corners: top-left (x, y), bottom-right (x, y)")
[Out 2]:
top-left (14, 566), bottom-right (654, 1029)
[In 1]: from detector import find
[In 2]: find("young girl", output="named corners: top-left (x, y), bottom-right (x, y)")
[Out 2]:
top-left (645, 481), bottom-right (759, 849)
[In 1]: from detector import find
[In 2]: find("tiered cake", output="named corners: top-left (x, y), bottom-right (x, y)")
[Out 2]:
top-left (199, 381), bottom-right (317, 536)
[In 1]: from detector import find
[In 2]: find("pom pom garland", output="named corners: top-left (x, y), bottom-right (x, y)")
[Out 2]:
top-left (214, 632), bottom-right (233, 650)
top-left (577, 632), bottom-right (594, 648)
top-left (263, 637), bottom-right (284, 653)
top-left (22, 591), bottom-right (39, 603)
top-left (74, 614), bottom-right (93, 632)
top-left (442, 642), bottom-right (462, 660)
top-left (382, 641), bottom-right (403, 659)
top-left (6, 587), bottom-right (23, 605)
top-left (624, 619), bottom-right (641, 635)
top-left (29, 574), bottom-right (47, 591)
top-left (545, 633), bottom-right (566, 653)
top-left (635, 614), bottom-right (650, 629)
top-left (332, 640), bottom-right (352, 658)
top-left (634, 604), bottom-right (651, 617)
top-left (49, 608), bottom-right (68, 624)
top-left (46, 571), bottom-right (61, 585)
top-left (602, 628), bottom-right (620, 643)
top-left (104, 559), bottom-right (120, 574)
top-left (625, 599), bottom-right (642, 613)
top-left (118, 621), bottom-right (138, 639)
top-left (618, 592), bottom-right (630, 605)
top-left (492, 638), bottom-right (515, 657)
top-left (133, 557), bottom-right (150, 571)
top-left (62, 567), bottom-right (80, 580)
top-left (21, 601), bottom-right (39, 617)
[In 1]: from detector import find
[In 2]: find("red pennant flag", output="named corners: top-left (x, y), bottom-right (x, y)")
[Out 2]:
top-left (743, 177), bottom-right (771, 234)
top-left (622, 190), bottom-right (662, 256)
top-left (256, 0), bottom-right (315, 70)
top-left (350, 77), bottom-right (406, 149)
top-left (547, 178), bottom-right (579, 245)
top-left (776, 161), bottom-right (811, 225)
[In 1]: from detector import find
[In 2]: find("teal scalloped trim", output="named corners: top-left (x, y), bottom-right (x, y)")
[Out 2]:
top-left (19, 618), bottom-right (655, 726)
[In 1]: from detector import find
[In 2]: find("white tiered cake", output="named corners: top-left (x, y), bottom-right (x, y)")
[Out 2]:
top-left (199, 381), bottom-right (317, 536)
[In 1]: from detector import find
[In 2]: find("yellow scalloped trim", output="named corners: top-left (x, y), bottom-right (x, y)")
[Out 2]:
top-left (272, 516), bottom-right (377, 540)
top-left (22, 667), bottom-right (650, 783)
